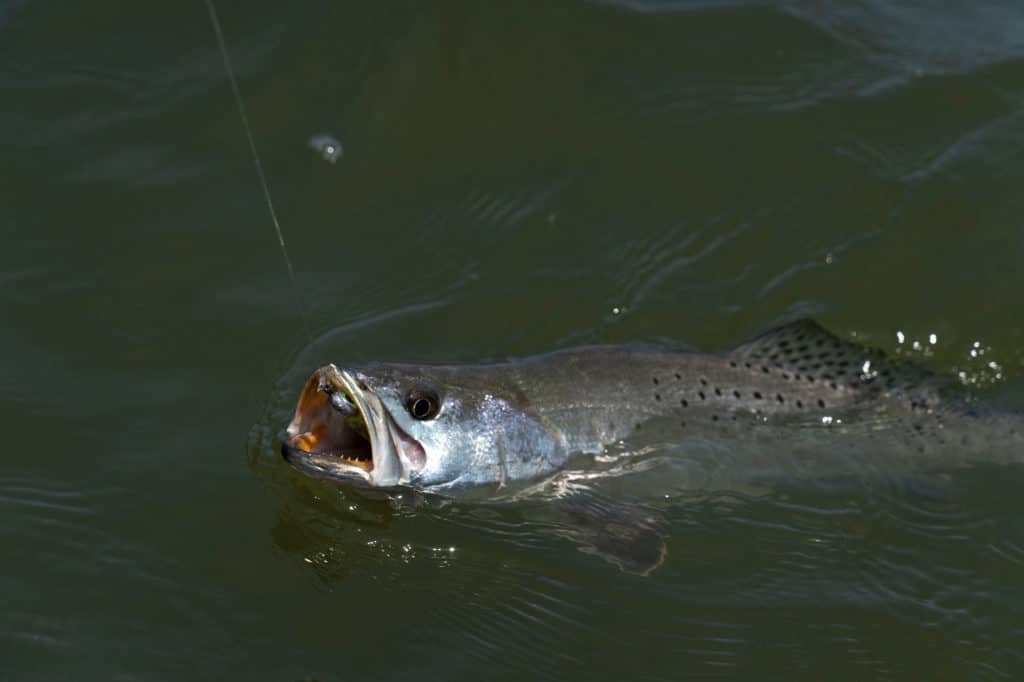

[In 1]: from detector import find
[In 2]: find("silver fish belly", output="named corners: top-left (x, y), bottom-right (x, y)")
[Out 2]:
top-left (281, 320), bottom-right (1024, 492)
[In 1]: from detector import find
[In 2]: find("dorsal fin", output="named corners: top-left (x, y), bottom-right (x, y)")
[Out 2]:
top-left (729, 319), bottom-right (953, 399)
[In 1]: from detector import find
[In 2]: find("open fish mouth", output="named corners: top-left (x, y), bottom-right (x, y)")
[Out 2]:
top-left (282, 365), bottom-right (381, 482)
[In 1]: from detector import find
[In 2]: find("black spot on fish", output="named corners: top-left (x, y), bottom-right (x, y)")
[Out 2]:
top-left (652, 377), bottom-right (659, 385)
top-left (681, 399), bottom-right (689, 407)
top-left (715, 387), bottom-right (722, 396)
top-left (733, 390), bottom-right (741, 399)
top-left (674, 372), bottom-right (681, 380)
top-left (729, 362), bottom-right (737, 368)
top-left (796, 400), bottom-right (804, 408)
top-left (711, 415), bottom-right (719, 422)
top-left (655, 394), bottom-right (661, 401)
top-left (817, 399), bottom-right (825, 408)
top-left (753, 392), bottom-right (762, 399)
top-left (700, 378), bottom-right (708, 386)
top-left (698, 391), bottom-right (706, 400)
top-left (776, 394), bottom-right (784, 404)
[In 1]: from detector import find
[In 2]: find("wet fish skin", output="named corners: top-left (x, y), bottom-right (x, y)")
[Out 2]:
top-left (284, 320), bottom-right (1024, 492)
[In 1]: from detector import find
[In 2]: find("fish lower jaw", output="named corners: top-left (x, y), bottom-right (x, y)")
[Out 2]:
top-left (287, 431), bottom-right (374, 472)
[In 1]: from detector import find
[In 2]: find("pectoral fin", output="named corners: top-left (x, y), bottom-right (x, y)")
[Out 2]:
top-left (552, 494), bottom-right (668, 576)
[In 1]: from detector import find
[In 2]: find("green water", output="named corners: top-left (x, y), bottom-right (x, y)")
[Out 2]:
top-left (4, 1), bottom-right (1024, 679)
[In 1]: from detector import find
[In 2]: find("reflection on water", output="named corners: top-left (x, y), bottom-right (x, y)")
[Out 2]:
top-left (250, 400), bottom-right (1024, 676)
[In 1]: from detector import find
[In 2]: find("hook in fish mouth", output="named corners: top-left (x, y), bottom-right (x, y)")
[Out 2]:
top-left (282, 365), bottom-right (380, 482)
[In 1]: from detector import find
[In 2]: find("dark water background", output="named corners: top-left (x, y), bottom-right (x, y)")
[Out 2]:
top-left (4, 0), bottom-right (1024, 679)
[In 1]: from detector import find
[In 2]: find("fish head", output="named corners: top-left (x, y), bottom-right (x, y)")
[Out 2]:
top-left (281, 362), bottom-right (508, 488)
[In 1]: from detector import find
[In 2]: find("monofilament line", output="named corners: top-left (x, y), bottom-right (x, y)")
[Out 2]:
top-left (204, 0), bottom-right (313, 342)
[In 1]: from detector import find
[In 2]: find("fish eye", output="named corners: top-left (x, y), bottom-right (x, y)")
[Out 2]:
top-left (406, 390), bottom-right (440, 420)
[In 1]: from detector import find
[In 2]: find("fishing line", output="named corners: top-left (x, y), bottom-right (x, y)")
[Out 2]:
top-left (204, 0), bottom-right (313, 342)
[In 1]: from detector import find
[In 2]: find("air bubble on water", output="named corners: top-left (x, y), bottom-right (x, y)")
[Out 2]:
top-left (929, 333), bottom-right (938, 345)
top-left (958, 339), bottom-right (1007, 387)
top-left (825, 253), bottom-right (834, 265)
top-left (309, 134), bottom-right (343, 164)
top-left (896, 331), bottom-right (905, 344)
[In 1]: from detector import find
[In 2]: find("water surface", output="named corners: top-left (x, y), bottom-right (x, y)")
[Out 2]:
top-left (3, 0), bottom-right (1024, 679)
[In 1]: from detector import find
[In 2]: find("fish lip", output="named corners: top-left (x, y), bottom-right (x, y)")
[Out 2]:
top-left (282, 364), bottom-right (404, 487)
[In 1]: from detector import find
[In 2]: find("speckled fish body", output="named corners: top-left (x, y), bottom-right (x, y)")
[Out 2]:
top-left (281, 321), bottom-right (1024, 493)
